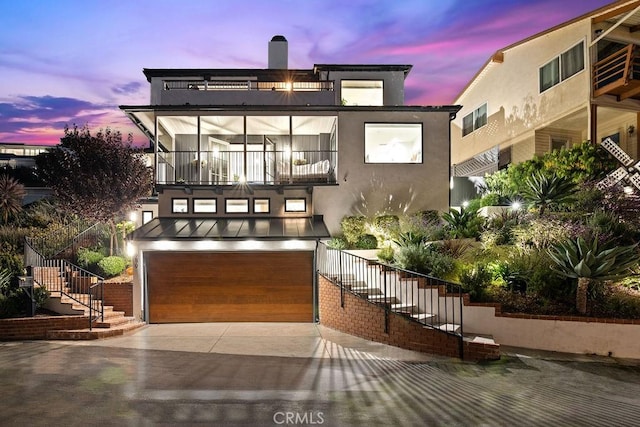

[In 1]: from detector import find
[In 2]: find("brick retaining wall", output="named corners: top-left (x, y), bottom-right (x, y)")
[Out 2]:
top-left (0, 316), bottom-right (88, 340)
top-left (103, 282), bottom-right (133, 316)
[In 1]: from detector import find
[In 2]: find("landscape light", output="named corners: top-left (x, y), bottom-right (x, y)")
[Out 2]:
top-left (511, 201), bottom-right (522, 210)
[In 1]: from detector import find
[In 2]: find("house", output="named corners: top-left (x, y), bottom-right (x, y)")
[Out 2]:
top-left (121, 36), bottom-right (460, 324)
top-left (0, 142), bottom-right (51, 204)
top-left (450, 0), bottom-right (640, 183)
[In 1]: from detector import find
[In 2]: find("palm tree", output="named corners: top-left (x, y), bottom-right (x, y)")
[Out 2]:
top-left (548, 237), bottom-right (639, 314)
top-left (521, 171), bottom-right (577, 216)
top-left (0, 175), bottom-right (25, 224)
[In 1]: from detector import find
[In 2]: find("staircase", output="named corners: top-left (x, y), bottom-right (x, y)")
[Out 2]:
top-left (337, 272), bottom-right (462, 333)
top-left (326, 250), bottom-right (498, 351)
top-left (32, 264), bottom-right (143, 339)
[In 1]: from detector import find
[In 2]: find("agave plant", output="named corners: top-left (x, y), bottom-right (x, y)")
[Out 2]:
top-left (0, 175), bottom-right (25, 224)
top-left (520, 171), bottom-right (577, 216)
top-left (441, 206), bottom-right (483, 239)
top-left (548, 237), bottom-right (639, 314)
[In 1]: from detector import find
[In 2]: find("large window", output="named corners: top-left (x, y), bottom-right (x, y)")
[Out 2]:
top-left (364, 123), bottom-right (422, 163)
top-left (462, 104), bottom-right (487, 137)
top-left (341, 80), bottom-right (383, 106)
top-left (539, 42), bottom-right (584, 93)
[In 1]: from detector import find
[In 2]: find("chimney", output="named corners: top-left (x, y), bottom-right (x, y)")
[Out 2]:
top-left (268, 35), bottom-right (288, 69)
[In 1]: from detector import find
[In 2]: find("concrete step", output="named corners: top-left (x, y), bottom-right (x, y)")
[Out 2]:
top-left (432, 323), bottom-right (461, 334)
top-left (350, 287), bottom-right (382, 296)
top-left (45, 320), bottom-right (145, 340)
top-left (411, 313), bottom-right (437, 322)
top-left (391, 303), bottom-right (416, 311)
top-left (367, 295), bottom-right (399, 304)
top-left (341, 280), bottom-right (368, 288)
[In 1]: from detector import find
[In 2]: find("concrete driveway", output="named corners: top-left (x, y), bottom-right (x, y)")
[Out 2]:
top-left (1, 323), bottom-right (640, 426)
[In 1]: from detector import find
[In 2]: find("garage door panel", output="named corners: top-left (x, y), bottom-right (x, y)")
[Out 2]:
top-left (147, 251), bottom-right (313, 323)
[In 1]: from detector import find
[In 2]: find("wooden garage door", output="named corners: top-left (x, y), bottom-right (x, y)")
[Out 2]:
top-left (146, 251), bottom-right (313, 323)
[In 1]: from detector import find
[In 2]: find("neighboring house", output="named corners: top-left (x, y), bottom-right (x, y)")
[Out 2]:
top-left (121, 36), bottom-right (460, 324)
top-left (0, 142), bottom-right (51, 204)
top-left (451, 0), bottom-right (640, 182)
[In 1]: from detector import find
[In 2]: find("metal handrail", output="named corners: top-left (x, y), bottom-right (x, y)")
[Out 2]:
top-left (316, 242), bottom-right (464, 357)
top-left (25, 219), bottom-right (98, 260)
top-left (25, 238), bottom-right (105, 330)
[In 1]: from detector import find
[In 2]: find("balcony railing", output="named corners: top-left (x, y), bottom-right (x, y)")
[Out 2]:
top-left (593, 43), bottom-right (640, 101)
top-left (156, 150), bottom-right (337, 186)
top-left (164, 80), bottom-right (334, 92)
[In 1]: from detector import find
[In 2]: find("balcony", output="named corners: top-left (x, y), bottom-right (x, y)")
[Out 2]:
top-left (164, 80), bottom-right (334, 92)
top-left (593, 44), bottom-right (640, 101)
top-left (156, 150), bottom-right (337, 186)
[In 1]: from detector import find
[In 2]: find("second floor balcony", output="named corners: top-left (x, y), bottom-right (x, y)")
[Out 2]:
top-left (156, 149), bottom-right (337, 186)
top-left (593, 43), bottom-right (640, 101)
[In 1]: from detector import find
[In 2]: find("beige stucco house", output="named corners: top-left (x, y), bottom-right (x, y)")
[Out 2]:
top-left (451, 0), bottom-right (640, 178)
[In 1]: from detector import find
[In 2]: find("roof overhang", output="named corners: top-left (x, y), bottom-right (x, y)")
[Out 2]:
top-left (129, 216), bottom-right (330, 241)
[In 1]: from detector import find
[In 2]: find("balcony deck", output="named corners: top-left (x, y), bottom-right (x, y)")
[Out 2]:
top-left (593, 44), bottom-right (640, 101)
top-left (156, 150), bottom-right (337, 186)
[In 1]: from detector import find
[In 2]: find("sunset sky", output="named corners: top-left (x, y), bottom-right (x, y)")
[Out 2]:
top-left (0, 0), bottom-right (614, 145)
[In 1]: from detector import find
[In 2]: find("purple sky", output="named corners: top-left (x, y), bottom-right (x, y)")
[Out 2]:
top-left (0, 0), bottom-right (613, 145)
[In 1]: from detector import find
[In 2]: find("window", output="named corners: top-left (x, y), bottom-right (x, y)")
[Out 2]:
top-left (341, 80), bottom-right (383, 106)
top-left (539, 42), bottom-right (584, 93)
top-left (253, 198), bottom-right (270, 213)
top-left (193, 198), bottom-right (216, 213)
top-left (172, 198), bottom-right (188, 214)
top-left (462, 104), bottom-right (487, 137)
top-left (364, 123), bottom-right (422, 163)
top-left (551, 138), bottom-right (568, 152)
top-left (285, 198), bottom-right (306, 212)
top-left (142, 211), bottom-right (153, 224)
top-left (225, 198), bottom-right (249, 213)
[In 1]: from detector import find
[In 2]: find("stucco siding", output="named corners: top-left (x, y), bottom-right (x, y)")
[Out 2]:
top-left (315, 110), bottom-right (450, 234)
top-left (452, 19), bottom-right (592, 166)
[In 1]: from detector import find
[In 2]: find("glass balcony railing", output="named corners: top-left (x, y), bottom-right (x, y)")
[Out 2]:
top-left (156, 150), bottom-right (337, 186)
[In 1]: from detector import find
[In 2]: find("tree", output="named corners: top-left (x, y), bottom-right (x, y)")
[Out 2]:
top-left (36, 125), bottom-right (153, 255)
top-left (520, 171), bottom-right (577, 216)
top-left (0, 175), bottom-right (26, 224)
top-left (548, 237), bottom-right (639, 314)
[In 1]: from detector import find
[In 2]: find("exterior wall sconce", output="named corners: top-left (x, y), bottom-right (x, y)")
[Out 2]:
top-left (628, 125), bottom-right (635, 135)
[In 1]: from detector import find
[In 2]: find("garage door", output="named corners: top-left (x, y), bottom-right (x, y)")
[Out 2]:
top-left (146, 251), bottom-right (313, 323)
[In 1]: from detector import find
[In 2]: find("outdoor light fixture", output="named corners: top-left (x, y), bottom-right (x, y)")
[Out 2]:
top-left (511, 201), bottom-right (522, 210)
top-left (462, 201), bottom-right (469, 208)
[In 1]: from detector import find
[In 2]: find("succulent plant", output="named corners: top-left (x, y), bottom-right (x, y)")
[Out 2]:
top-left (548, 237), bottom-right (639, 313)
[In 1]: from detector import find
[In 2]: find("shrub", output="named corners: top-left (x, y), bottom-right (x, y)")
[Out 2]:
top-left (425, 249), bottom-right (455, 279)
top-left (97, 256), bottom-right (127, 278)
top-left (512, 218), bottom-right (571, 250)
top-left (459, 263), bottom-right (493, 301)
top-left (327, 236), bottom-right (348, 250)
top-left (76, 247), bottom-right (104, 272)
top-left (394, 242), bottom-right (431, 274)
top-left (399, 211), bottom-right (445, 241)
top-left (376, 246), bottom-right (395, 263)
top-left (355, 234), bottom-right (378, 249)
top-left (372, 214), bottom-right (400, 242)
top-left (340, 216), bottom-right (368, 246)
